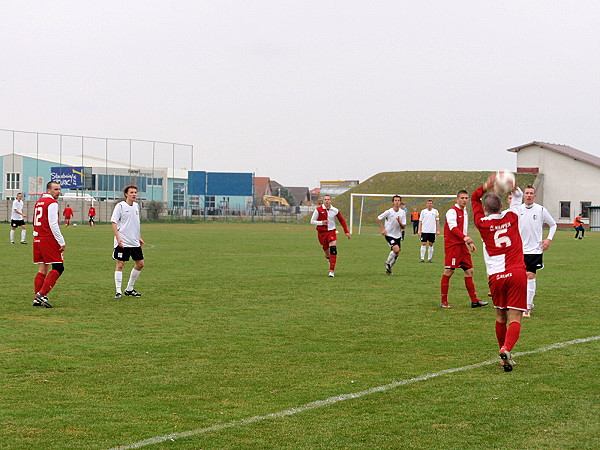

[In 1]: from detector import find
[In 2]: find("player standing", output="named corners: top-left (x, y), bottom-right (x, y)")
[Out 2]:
top-left (310, 194), bottom-right (350, 277)
top-left (10, 192), bottom-right (27, 244)
top-left (377, 195), bottom-right (406, 275)
top-left (440, 190), bottom-right (487, 309)
top-left (63, 204), bottom-right (74, 227)
top-left (472, 174), bottom-right (526, 372)
top-left (417, 200), bottom-right (439, 262)
top-left (410, 208), bottom-right (420, 235)
top-left (518, 185), bottom-right (557, 317)
top-left (32, 182), bottom-right (66, 308)
top-left (112, 186), bottom-right (145, 298)
top-left (88, 205), bottom-right (96, 226)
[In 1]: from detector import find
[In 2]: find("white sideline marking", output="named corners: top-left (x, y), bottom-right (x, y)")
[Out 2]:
top-left (111, 335), bottom-right (600, 449)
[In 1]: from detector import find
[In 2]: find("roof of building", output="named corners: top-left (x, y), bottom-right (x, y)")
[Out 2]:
top-left (286, 186), bottom-right (310, 205)
top-left (507, 142), bottom-right (600, 169)
top-left (253, 177), bottom-right (271, 198)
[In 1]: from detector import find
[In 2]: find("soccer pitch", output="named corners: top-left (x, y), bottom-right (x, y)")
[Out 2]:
top-left (2, 223), bottom-right (599, 449)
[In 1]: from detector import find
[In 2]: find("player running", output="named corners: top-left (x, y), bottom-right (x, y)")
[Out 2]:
top-left (377, 195), bottom-right (406, 275)
top-left (310, 194), bottom-right (350, 277)
top-left (471, 174), bottom-right (527, 372)
top-left (32, 182), bottom-right (66, 308)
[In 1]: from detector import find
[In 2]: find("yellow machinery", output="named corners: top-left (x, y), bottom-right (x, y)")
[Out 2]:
top-left (263, 195), bottom-right (290, 207)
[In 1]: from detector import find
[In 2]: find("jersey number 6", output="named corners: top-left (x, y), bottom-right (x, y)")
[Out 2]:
top-left (494, 228), bottom-right (512, 248)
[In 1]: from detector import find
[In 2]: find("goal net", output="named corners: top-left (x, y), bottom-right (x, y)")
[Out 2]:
top-left (349, 193), bottom-right (456, 235)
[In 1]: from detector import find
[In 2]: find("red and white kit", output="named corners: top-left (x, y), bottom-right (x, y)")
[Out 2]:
top-left (311, 205), bottom-right (349, 249)
top-left (443, 203), bottom-right (472, 269)
top-left (33, 194), bottom-right (65, 264)
top-left (471, 187), bottom-right (527, 310)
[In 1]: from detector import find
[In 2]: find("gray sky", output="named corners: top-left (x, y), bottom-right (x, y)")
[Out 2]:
top-left (1, 1), bottom-right (599, 188)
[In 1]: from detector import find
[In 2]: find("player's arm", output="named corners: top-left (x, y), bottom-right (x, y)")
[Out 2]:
top-left (111, 204), bottom-right (124, 247)
top-left (417, 214), bottom-right (423, 235)
top-left (377, 211), bottom-right (387, 235)
top-left (336, 211), bottom-right (351, 238)
top-left (509, 187), bottom-right (523, 213)
top-left (542, 208), bottom-right (557, 250)
top-left (310, 209), bottom-right (327, 226)
top-left (470, 186), bottom-right (486, 224)
top-left (399, 211), bottom-right (406, 230)
top-left (47, 203), bottom-right (66, 251)
top-left (435, 215), bottom-right (440, 235)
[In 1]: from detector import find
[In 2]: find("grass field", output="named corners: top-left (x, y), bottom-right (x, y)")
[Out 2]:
top-left (1, 223), bottom-right (599, 449)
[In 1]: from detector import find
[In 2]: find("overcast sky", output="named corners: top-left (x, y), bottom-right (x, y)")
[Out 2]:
top-left (1, 1), bottom-right (599, 188)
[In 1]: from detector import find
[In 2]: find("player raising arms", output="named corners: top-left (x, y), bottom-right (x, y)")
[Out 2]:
top-left (377, 195), bottom-right (406, 275)
top-left (32, 181), bottom-right (66, 308)
top-left (471, 174), bottom-right (526, 372)
top-left (310, 194), bottom-right (350, 277)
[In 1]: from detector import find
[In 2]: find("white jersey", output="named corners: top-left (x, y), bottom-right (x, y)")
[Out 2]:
top-left (419, 208), bottom-right (439, 233)
top-left (111, 201), bottom-right (141, 247)
top-left (11, 199), bottom-right (24, 221)
top-left (518, 202), bottom-right (557, 254)
top-left (378, 208), bottom-right (406, 239)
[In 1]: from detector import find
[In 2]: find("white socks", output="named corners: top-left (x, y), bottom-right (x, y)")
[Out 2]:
top-left (527, 278), bottom-right (536, 309)
top-left (126, 268), bottom-right (141, 291)
top-left (10, 230), bottom-right (15, 243)
top-left (21, 229), bottom-right (26, 242)
top-left (428, 246), bottom-right (434, 260)
top-left (386, 251), bottom-right (398, 267)
top-left (115, 271), bottom-right (123, 293)
top-left (420, 246), bottom-right (426, 259)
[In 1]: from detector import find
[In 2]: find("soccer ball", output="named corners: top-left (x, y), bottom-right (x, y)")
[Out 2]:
top-left (73, 223), bottom-right (78, 227)
top-left (493, 171), bottom-right (516, 195)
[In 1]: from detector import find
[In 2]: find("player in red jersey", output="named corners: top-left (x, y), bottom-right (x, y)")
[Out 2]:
top-left (471, 174), bottom-right (526, 372)
top-left (310, 194), bottom-right (350, 277)
top-left (88, 206), bottom-right (96, 226)
top-left (63, 204), bottom-right (74, 227)
top-left (440, 190), bottom-right (488, 309)
top-left (32, 181), bottom-right (66, 308)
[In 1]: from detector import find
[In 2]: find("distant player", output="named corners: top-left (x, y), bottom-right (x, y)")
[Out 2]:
top-left (573, 214), bottom-right (585, 239)
top-left (410, 208), bottom-right (420, 235)
top-left (377, 195), bottom-right (406, 275)
top-left (32, 182), bottom-right (66, 308)
top-left (10, 192), bottom-right (27, 244)
top-left (112, 186), bottom-right (145, 298)
top-left (310, 194), bottom-right (350, 277)
top-left (440, 190), bottom-right (487, 309)
top-left (63, 204), bottom-right (74, 227)
top-left (400, 202), bottom-right (408, 241)
top-left (472, 174), bottom-right (526, 372)
top-left (518, 185), bottom-right (557, 317)
top-left (88, 205), bottom-right (96, 226)
top-left (417, 199), bottom-right (439, 262)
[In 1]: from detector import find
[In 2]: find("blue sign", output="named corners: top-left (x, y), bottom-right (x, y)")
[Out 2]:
top-left (51, 166), bottom-right (85, 189)
top-left (187, 171), bottom-right (253, 196)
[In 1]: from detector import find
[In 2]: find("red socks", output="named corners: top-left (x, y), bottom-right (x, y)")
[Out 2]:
top-left (495, 321), bottom-right (507, 348)
top-left (440, 274), bottom-right (451, 303)
top-left (39, 270), bottom-right (61, 296)
top-left (503, 322), bottom-right (521, 352)
top-left (465, 277), bottom-right (478, 302)
top-left (34, 272), bottom-right (46, 295)
top-left (329, 254), bottom-right (337, 271)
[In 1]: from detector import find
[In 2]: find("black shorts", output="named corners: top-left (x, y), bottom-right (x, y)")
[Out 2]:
top-left (524, 253), bottom-right (543, 273)
top-left (420, 232), bottom-right (436, 243)
top-left (385, 235), bottom-right (402, 249)
top-left (113, 246), bottom-right (144, 262)
top-left (11, 219), bottom-right (25, 228)
top-left (89, 216), bottom-right (95, 222)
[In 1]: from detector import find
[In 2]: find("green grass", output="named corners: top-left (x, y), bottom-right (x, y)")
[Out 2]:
top-left (1, 223), bottom-right (598, 449)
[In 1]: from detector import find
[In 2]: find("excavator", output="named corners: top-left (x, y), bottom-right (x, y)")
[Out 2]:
top-left (263, 195), bottom-right (290, 207)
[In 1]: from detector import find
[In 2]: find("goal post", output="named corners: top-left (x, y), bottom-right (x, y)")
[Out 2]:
top-left (349, 193), bottom-right (456, 235)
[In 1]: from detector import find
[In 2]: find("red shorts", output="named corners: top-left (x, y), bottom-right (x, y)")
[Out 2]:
top-left (444, 244), bottom-right (473, 270)
top-left (317, 230), bottom-right (337, 250)
top-left (488, 269), bottom-right (527, 311)
top-left (33, 236), bottom-right (64, 264)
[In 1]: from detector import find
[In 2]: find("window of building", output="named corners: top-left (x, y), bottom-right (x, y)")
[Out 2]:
top-left (580, 202), bottom-right (592, 218)
top-left (172, 181), bottom-right (186, 208)
top-left (147, 177), bottom-right (163, 186)
top-left (205, 195), bottom-right (215, 213)
top-left (5, 173), bottom-right (20, 190)
top-left (560, 201), bottom-right (571, 219)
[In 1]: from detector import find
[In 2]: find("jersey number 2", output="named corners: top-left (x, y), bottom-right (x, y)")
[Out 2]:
top-left (494, 228), bottom-right (511, 248)
top-left (34, 206), bottom-right (44, 226)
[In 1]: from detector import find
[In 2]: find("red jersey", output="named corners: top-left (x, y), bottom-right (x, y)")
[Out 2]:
top-left (33, 194), bottom-right (65, 245)
top-left (443, 205), bottom-right (468, 248)
top-left (88, 207), bottom-right (96, 216)
top-left (471, 186), bottom-right (525, 276)
top-left (63, 207), bottom-right (74, 219)
top-left (310, 205), bottom-right (349, 234)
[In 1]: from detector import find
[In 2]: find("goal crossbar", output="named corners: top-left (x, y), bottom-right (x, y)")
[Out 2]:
top-left (349, 193), bottom-right (456, 235)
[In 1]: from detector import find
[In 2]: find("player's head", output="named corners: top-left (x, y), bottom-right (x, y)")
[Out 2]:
top-left (16, 192), bottom-right (23, 200)
top-left (456, 190), bottom-right (469, 208)
top-left (483, 192), bottom-right (502, 214)
top-left (322, 194), bottom-right (332, 208)
top-left (524, 185), bottom-right (536, 206)
top-left (426, 199), bottom-right (434, 210)
top-left (124, 185), bottom-right (138, 202)
top-left (46, 181), bottom-right (61, 199)
top-left (392, 195), bottom-right (402, 207)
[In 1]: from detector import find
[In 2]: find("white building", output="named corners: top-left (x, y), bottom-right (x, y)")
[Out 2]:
top-left (507, 141), bottom-right (600, 225)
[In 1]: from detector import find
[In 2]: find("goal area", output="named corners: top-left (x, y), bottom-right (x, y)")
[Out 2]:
top-left (349, 193), bottom-right (456, 235)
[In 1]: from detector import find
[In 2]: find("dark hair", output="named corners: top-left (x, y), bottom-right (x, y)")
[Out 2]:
top-left (322, 194), bottom-right (331, 199)
top-left (457, 190), bottom-right (468, 197)
top-left (525, 185), bottom-right (535, 192)
top-left (46, 181), bottom-right (59, 190)
top-left (123, 185), bottom-right (138, 195)
top-left (393, 195), bottom-right (402, 201)
top-left (484, 192), bottom-right (502, 213)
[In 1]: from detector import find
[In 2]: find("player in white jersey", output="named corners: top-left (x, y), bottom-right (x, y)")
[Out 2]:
top-left (518, 185), bottom-right (557, 316)
top-left (10, 193), bottom-right (27, 244)
top-left (417, 200), bottom-right (440, 262)
top-left (377, 195), bottom-right (406, 275)
top-left (111, 185), bottom-right (145, 299)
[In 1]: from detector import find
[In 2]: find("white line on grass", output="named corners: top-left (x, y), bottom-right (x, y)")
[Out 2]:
top-left (111, 335), bottom-right (600, 449)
